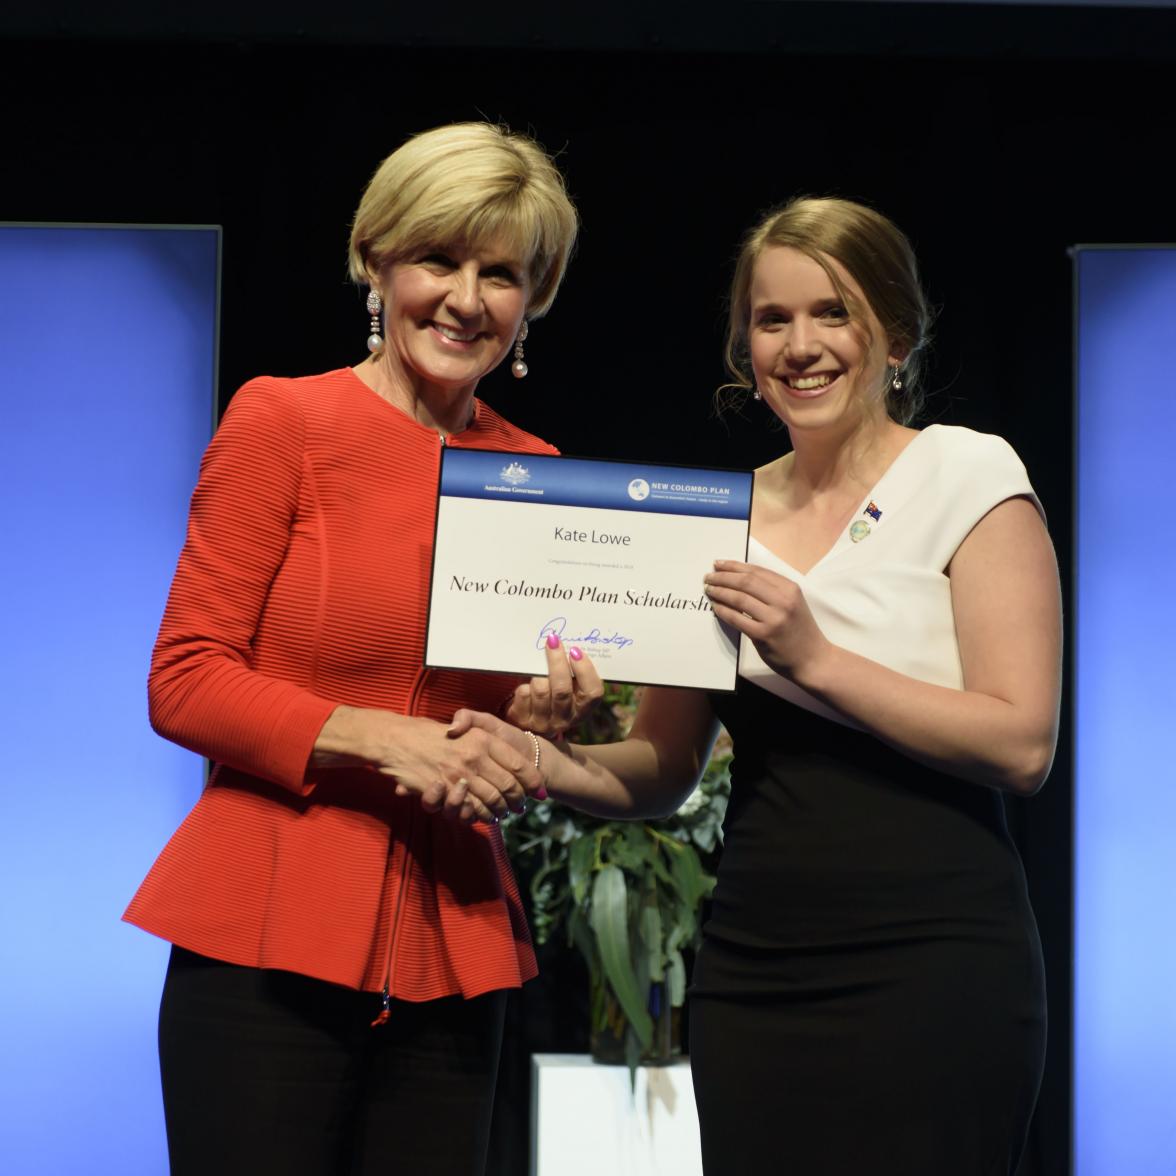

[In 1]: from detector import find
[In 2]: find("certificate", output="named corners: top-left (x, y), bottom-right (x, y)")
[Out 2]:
top-left (425, 449), bottom-right (753, 691)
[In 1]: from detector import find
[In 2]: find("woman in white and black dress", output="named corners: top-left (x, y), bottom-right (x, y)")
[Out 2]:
top-left (453, 196), bottom-right (1060, 1174)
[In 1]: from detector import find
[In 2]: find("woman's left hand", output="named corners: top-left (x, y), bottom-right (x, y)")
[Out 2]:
top-left (704, 560), bottom-right (829, 683)
top-left (504, 638), bottom-right (604, 739)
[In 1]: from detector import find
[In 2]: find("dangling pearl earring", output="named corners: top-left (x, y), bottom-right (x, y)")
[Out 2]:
top-left (890, 365), bottom-right (903, 391)
top-left (511, 321), bottom-right (529, 379)
top-left (366, 289), bottom-right (383, 354)
top-left (752, 386), bottom-right (762, 401)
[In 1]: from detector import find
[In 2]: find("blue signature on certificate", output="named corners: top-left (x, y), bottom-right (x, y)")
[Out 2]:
top-left (536, 617), bottom-right (635, 651)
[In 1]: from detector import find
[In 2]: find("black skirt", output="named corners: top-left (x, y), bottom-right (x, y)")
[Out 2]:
top-left (690, 681), bottom-right (1047, 1175)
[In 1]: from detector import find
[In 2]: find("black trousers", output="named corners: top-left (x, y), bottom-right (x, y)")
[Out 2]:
top-left (158, 946), bottom-right (507, 1176)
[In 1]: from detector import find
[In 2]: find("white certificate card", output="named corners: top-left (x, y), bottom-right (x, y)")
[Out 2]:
top-left (425, 449), bottom-right (753, 691)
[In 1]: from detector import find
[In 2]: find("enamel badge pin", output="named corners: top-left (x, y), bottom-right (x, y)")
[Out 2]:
top-left (850, 501), bottom-right (882, 543)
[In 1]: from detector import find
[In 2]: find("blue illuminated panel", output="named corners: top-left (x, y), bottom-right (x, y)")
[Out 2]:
top-left (1074, 247), bottom-right (1176, 1175)
top-left (0, 226), bottom-right (217, 1174)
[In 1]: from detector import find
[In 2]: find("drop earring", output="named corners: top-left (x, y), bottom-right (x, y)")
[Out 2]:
top-left (889, 364), bottom-right (903, 391)
top-left (511, 321), bottom-right (529, 379)
top-left (366, 289), bottom-right (383, 354)
top-left (753, 387), bottom-right (762, 401)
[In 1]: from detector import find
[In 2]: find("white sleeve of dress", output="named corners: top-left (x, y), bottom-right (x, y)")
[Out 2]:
top-left (919, 428), bottom-right (1043, 572)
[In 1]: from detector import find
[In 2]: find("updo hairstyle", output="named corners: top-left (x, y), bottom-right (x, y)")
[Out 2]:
top-left (723, 196), bottom-right (933, 424)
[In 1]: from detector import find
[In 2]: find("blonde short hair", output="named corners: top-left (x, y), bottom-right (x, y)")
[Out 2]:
top-left (723, 196), bottom-right (933, 423)
top-left (348, 122), bottom-right (578, 318)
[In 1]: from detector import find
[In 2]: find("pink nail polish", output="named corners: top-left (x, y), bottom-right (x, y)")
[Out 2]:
top-left (546, 632), bottom-right (561, 650)
top-left (568, 646), bottom-right (583, 662)
top-left (537, 788), bottom-right (549, 800)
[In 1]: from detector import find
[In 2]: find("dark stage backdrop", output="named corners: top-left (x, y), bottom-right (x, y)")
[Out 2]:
top-left (5, 7), bottom-right (1174, 1174)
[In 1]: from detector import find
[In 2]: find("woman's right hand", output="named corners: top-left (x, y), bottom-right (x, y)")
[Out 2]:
top-left (449, 708), bottom-right (543, 769)
top-left (312, 706), bottom-right (544, 824)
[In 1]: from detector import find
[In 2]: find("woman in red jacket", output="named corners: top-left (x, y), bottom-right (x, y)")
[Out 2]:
top-left (124, 122), bottom-right (598, 1176)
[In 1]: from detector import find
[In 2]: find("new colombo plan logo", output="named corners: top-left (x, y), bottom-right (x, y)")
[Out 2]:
top-left (499, 461), bottom-right (531, 486)
top-left (627, 478), bottom-right (650, 501)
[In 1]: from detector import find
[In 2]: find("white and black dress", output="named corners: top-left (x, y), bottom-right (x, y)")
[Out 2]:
top-left (690, 426), bottom-right (1048, 1175)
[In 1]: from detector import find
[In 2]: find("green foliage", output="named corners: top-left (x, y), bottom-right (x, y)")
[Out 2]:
top-left (590, 864), bottom-right (653, 1047)
top-left (503, 683), bottom-right (732, 1075)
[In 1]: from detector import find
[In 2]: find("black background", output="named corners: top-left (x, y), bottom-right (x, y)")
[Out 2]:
top-left (6, 4), bottom-right (1174, 1172)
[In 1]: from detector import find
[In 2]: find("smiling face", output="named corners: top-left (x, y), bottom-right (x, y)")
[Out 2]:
top-left (377, 238), bottom-right (530, 399)
top-left (748, 245), bottom-right (898, 436)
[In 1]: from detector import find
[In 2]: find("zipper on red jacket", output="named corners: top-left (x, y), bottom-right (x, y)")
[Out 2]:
top-left (370, 800), bottom-right (415, 1026)
top-left (372, 439), bottom-right (444, 1025)
top-left (372, 663), bottom-right (433, 1025)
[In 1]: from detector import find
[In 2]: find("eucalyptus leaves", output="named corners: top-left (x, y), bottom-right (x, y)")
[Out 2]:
top-left (580, 818), bottom-right (715, 1069)
top-left (503, 684), bottom-right (731, 1078)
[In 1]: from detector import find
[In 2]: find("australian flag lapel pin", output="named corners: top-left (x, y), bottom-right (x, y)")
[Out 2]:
top-left (850, 500), bottom-right (882, 543)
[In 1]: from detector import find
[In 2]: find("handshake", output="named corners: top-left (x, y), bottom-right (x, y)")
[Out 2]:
top-left (314, 639), bottom-right (602, 826)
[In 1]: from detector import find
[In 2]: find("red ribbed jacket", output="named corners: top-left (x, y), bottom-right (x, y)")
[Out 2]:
top-left (124, 369), bottom-right (557, 999)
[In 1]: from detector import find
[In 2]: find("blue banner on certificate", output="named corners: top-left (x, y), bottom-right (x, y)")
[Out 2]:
top-left (425, 449), bottom-right (753, 691)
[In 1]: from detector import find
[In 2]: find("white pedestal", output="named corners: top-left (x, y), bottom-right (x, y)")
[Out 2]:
top-left (530, 1053), bottom-right (703, 1176)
